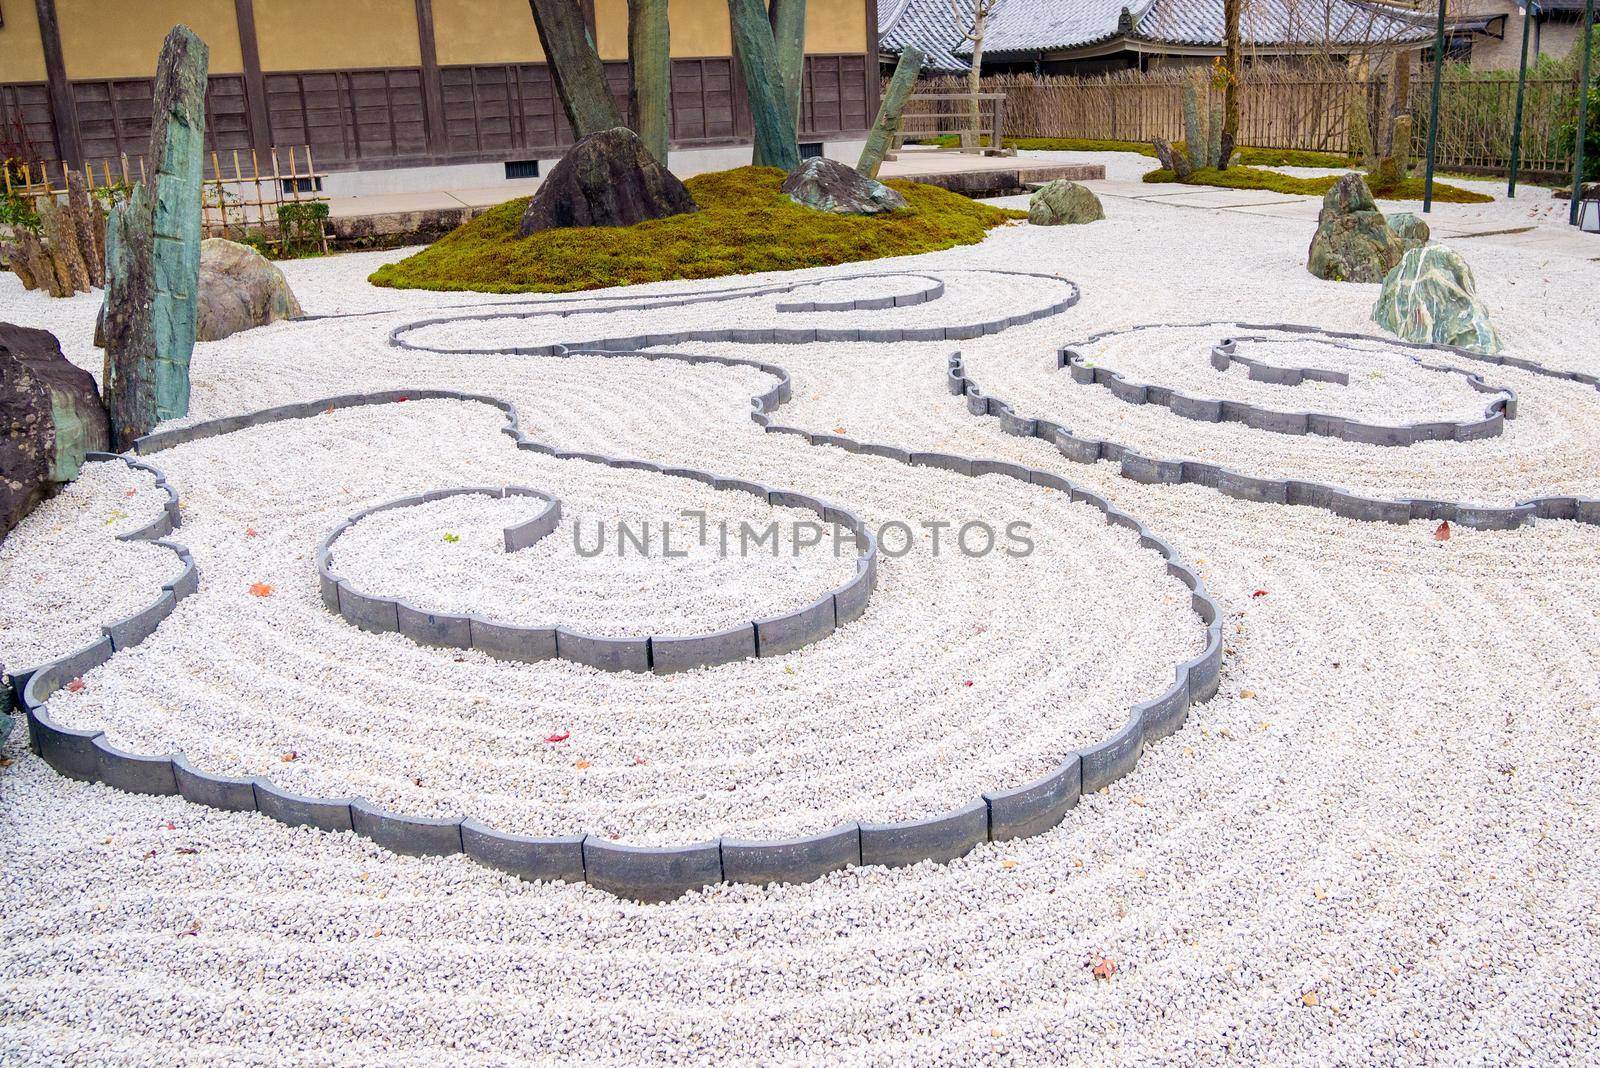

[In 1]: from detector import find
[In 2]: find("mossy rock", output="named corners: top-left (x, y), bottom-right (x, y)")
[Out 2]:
top-left (1385, 212), bottom-right (1430, 252)
top-left (1028, 180), bottom-right (1104, 225)
top-left (1308, 174), bottom-right (1405, 283)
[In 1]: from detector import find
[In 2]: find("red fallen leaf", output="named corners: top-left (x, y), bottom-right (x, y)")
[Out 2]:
top-left (834, 426), bottom-right (847, 434)
top-left (1251, 589), bottom-right (1268, 598)
top-left (280, 751), bottom-right (298, 762)
top-left (1090, 957), bottom-right (1117, 980)
top-left (1434, 520), bottom-right (1451, 542)
top-left (397, 395), bottom-right (409, 402)
top-left (963, 680), bottom-right (974, 687)
top-left (163, 821), bottom-right (176, 830)
top-left (633, 756), bottom-right (648, 766)
top-left (124, 490), bottom-right (137, 498)
top-left (65, 677), bottom-right (86, 693)
top-left (142, 849), bottom-right (158, 860)
top-left (545, 731), bottom-right (570, 744)
top-left (245, 527), bottom-right (258, 538)
top-left (175, 847), bottom-right (199, 855)
top-left (249, 582), bottom-right (274, 597)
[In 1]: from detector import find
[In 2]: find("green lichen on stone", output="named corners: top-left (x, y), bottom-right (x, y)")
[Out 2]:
top-left (1372, 246), bottom-right (1500, 354)
top-left (1027, 180), bottom-right (1105, 225)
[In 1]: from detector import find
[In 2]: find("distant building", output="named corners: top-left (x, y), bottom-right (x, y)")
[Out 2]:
top-left (1408, 1), bottom-right (1591, 69)
top-left (0, 0), bottom-right (878, 193)
top-left (879, 0), bottom-right (1431, 76)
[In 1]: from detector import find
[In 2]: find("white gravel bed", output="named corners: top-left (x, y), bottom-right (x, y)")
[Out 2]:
top-left (2, 153), bottom-right (1598, 1063)
top-left (0, 459), bottom-right (180, 672)
top-left (1081, 325), bottom-right (1507, 425)
top-left (39, 398), bottom-right (1199, 845)
top-left (329, 485), bottom-right (857, 638)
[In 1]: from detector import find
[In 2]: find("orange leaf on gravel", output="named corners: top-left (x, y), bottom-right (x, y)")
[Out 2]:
top-left (66, 677), bottom-right (85, 693)
top-left (1091, 957), bottom-right (1117, 980)
top-left (249, 582), bottom-right (274, 597)
top-left (280, 751), bottom-right (298, 762)
top-left (1434, 520), bottom-right (1451, 542)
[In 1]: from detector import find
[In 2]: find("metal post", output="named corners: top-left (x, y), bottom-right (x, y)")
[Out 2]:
top-left (1509, 1), bottom-right (1538, 197)
top-left (1571, 0), bottom-right (1596, 225)
top-left (1423, 0), bottom-right (1449, 213)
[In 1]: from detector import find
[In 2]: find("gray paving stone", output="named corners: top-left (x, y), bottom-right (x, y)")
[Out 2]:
top-left (461, 820), bottom-right (586, 883)
top-left (351, 798), bottom-right (464, 856)
top-left (859, 799), bottom-right (989, 867)
top-left (722, 823), bottom-right (861, 885)
top-left (985, 758), bottom-right (1081, 841)
top-left (582, 838), bottom-right (723, 903)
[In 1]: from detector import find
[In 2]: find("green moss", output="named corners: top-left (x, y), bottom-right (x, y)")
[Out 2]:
top-left (1141, 165), bottom-right (1494, 204)
top-left (914, 134), bottom-right (1352, 168)
top-left (368, 166), bottom-right (1026, 294)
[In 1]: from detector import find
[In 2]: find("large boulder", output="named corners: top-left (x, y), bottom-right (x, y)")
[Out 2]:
top-left (197, 238), bottom-right (304, 342)
top-left (1307, 174), bottom-right (1405, 283)
top-left (0, 322), bottom-right (110, 535)
top-left (518, 127), bottom-right (698, 237)
top-left (1385, 212), bottom-right (1430, 252)
top-left (781, 157), bottom-right (907, 215)
top-left (1371, 246), bottom-right (1500, 355)
top-left (1028, 179), bottom-right (1104, 225)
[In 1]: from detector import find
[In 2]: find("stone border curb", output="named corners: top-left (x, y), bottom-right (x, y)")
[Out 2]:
top-left (774, 275), bottom-right (944, 313)
top-left (1060, 332), bottom-right (1516, 447)
top-left (317, 479), bottom-right (876, 673)
top-left (950, 322), bottom-right (1600, 531)
top-left (20, 269), bottom-right (1231, 904)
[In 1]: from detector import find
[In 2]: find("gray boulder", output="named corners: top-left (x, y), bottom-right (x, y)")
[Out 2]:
top-left (1307, 174), bottom-right (1405, 283)
top-left (1385, 212), bottom-right (1430, 252)
top-left (1371, 246), bottom-right (1500, 354)
top-left (1, 322), bottom-right (110, 536)
top-left (197, 238), bottom-right (304, 342)
top-left (781, 157), bottom-right (907, 215)
top-left (1028, 180), bottom-right (1105, 225)
top-left (519, 127), bottom-right (698, 237)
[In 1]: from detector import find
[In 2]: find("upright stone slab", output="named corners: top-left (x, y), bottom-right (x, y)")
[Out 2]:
top-left (147, 26), bottom-right (209, 423)
top-left (100, 25), bottom-right (208, 448)
top-left (857, 46), bottom-right (924, 179)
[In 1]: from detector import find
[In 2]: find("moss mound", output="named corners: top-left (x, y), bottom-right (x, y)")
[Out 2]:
top-left (368, 166), bottom-right (1025, 293)
top-left (915, 134), bottom-right (1353, 168)
top-left (1142, 165), bottom-right (1493, 204)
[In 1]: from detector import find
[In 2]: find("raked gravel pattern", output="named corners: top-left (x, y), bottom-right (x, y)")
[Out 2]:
top-left (328, 482), bottom-right (857, 638)
top-left (2, 154), bottom-right (1599, 1063)
top-left (1080, 326), bottom-right (1509, 426)
top-left (0, 459), bottom-right (178, 670)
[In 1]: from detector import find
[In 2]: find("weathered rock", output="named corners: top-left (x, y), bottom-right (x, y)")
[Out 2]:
top-left (196, 238), bottom-right (304, 341)
top-left (781, 157), bottom-right (907, 215)
top-left (1152, 137), bottom-right (1192, 179)
top-left (518, 127), bottom-right (697, 237)
top-left (1028, 180), bottom-right (1105, 225)
top-left (1385, 211), bottom-right (1430, 252)
top-left (1307, 173), bottom-right (1404, 283)
top-left (1372, 246), bottom-right (1500, 355)
top-left (0, 322), bottom-right (111, 536)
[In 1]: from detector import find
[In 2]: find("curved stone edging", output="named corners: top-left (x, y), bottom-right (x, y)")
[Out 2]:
top-left (1061, 331), bottom-right (1517, 447)
top-left (950, 321), bottom-right (1600, 531)
top-left (774, 275), bottom-right (944, 313)
top-left (20, 270), bottom-right (1228, 904)
top-left (317, 480), bottom-right (877, 674)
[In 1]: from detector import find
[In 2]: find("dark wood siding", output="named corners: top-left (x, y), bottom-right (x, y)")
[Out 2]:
top-left (3, 53), bottom-right (871, 171)
top-left (0, 82), bottom-right (60, 162)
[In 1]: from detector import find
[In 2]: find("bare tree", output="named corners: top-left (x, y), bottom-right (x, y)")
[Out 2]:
top-left (951, 0), bottom-right (1004, 145)
top-left (1219, 0), bottom-right (1242, 168)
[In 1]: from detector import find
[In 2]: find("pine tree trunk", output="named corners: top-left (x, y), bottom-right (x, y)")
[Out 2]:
top-left (727, 0), bottom-right (800, 170)
top-left (529, 0), bottom-right (625, 139)
top-left (627, 0), bottom-right (671, 164)
top-left (858, 47), bottom-right (925, 177)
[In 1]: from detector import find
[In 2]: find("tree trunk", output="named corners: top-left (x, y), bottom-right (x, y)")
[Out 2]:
top-left (626, 0), bottom-right (671, 164)
top-left (727, 0), bottom-right (800, 170)
top-left (770, 0), bottom-right (807, 138)
top-left (965, 5), bottom-right (986, 147)
top-left (529, 0), bottom-right (624, 139)
top-left (858, 46), bottom-right (924, 177)
top-left (1219, 0), bottom-right (1241, 168)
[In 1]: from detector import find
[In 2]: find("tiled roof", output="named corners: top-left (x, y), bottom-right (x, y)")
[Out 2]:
top-left (975, 0), bottom-right (1149, 55)
top-left (878, 0), bottom-right (975, 72)
top-left (1135, 0), bottom-right (1432, 47)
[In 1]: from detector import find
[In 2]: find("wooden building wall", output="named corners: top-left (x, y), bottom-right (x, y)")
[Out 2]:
top-left (0, 0), bottom-right (877, 172)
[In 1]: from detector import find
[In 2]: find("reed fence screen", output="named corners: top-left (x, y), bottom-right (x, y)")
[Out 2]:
top-left (921, 68), bottom-right (1580, 178)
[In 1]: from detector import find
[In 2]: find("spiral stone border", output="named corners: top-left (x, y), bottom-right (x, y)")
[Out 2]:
top-left (1062, 332), bottom-right (1517, 447)
top-left (18, 270), bottom-right (1228, 903)
top-left (951, 321), bottom-right (1600, 531)
top-left (316, 482), bottom-right (878, 675)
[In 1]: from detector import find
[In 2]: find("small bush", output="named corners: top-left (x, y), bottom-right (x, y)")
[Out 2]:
top-left (370, 167), bottom-right (1026, 294)
top-left (277, 201), bottom-right (329, 258)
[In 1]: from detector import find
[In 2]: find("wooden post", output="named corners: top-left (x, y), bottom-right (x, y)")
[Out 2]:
top-left (627, 0), bottom-right (671, 164)
top-left (414, 0), bottom-right (448, 157)
top-left (33, 0), bottom-right (82, 166)
top-left (727, 0), bottom-right (799, 170)
top-left (528, 0), bottom-right (625, 140)
top-left (770, 0), bottom-right (807, 137)
top-left (233, 0), bottom-right (272, 154)
top-left (857, 47), bottom-right (923, 178)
